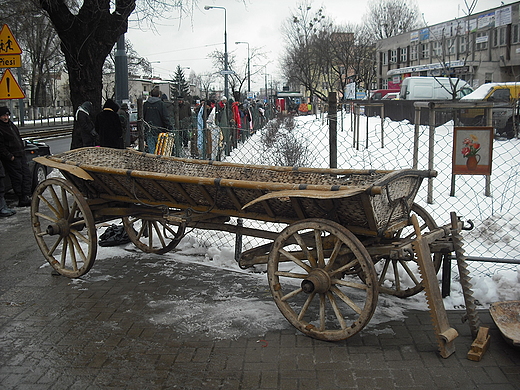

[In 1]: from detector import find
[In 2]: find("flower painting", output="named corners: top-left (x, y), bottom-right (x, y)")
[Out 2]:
top-left (453, 127), bottom-right (493, 175)
top-left (461, 135), bottom-right (481, 158)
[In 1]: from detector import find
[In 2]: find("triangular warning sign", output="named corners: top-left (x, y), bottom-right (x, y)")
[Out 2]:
top-left (0, 24), bottom-right (22, 55)
top-left (0, 69), bottom-right (25, 99)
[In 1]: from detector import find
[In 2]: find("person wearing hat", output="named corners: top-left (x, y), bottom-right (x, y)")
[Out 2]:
top-left (0, 106), bottom-right (32, 207)
top-left (95, 99), bottom-right (124, 149)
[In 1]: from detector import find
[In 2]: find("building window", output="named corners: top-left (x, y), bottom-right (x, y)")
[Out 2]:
top-left (459, 35), bottom-right (467, 53)
top-left (485, 73), bottom-right (493, 83)
top-left (400, 47), bottom-right (408, 62)
top-left (410, 45), bottom-right (418, 61)
top-left (381, 51), bottom-right (387, 65)
top-left (513, 24), bottom-right (520, 43)
top-left (499, 27), bottom-right (507, 46)
top-left (421, 43), bottom-right (429, 59)
top-left (475, 32), bottom-right (488, 51)
top-left (432, 40), bottom-right (442, 57)
top-left (446, 38), bottom-right (456, 55)
top-left (390, 49), bottom-right (397, 63)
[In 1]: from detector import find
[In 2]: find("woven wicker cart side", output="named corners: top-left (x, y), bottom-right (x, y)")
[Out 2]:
top-left (34, 147), bottom-right (435, 235)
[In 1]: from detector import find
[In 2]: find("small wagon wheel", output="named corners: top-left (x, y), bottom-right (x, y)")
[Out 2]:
top-left (31, 178), bottom-right (97, 278)
top-left (267, 218), bottom-right (378, 341)
top-left (122, 216), bottom-right (186, 255)
top-left (376, 203), bottom-right (441, 298)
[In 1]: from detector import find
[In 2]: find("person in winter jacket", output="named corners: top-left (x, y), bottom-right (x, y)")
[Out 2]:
top-left (70, 101), bottom-right (96, 149)
top-left (143, 87), bottom-right (172, 153)
top-left (0, 106), bottom-right (32, 207)
top-left (0, 161), bottom-right (16, 217)
top-left (177, 96), bottom-right (192, 147)
top-left (95, 99), bottom-right (124, 149)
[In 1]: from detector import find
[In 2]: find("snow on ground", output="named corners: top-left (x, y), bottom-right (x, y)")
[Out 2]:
top-left (25, 111), bottom-right (520, 339)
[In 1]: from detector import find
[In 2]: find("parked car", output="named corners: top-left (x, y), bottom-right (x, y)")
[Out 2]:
top-left (382, 92), bottom-right (400, 100)
top-left (460, 82), bottom-right (520, 138)
top-left (4, 140), bottom-right (52, 193)
top-left (370, 89), bottom-right (400, 100)
top-left (399, 77), bottom-right (473, 100)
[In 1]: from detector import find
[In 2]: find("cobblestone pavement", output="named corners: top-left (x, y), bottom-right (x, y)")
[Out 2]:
top-left (1, 208), bottom-right (519, 389)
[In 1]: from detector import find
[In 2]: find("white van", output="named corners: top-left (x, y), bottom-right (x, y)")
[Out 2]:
top-left (399, 77), bottom-right (473, 100)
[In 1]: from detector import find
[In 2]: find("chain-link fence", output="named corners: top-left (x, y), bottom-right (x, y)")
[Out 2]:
top-left (136, 99), bottom-right (519, 279)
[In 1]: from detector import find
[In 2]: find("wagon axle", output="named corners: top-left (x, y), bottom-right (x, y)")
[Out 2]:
top-left (301, 269), bottom-right (331, 294)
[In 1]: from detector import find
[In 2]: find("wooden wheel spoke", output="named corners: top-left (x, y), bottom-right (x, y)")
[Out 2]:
top-left (314, 230), bottom-right (325, 268)
top-left (274, 271), bottom-right (308, 279)
top-left (71, 228), bottom-right (90, 245)
top-left (325, 238), bottom-right (343, 271)
top-left (281, 287), bottom-right (303, 302)
top-left (48, 236), bottom-right (63, 257)
top-left (327, 291), bottom-right (348, 329)
top-left (69, 232), bottom-right (87, 266)
top-left (393, 260), bottom-right (401, 291)
top-left (292, 232), bottom-right (317, 268)
top-left (298, 292), bottom-right (316, 321)
top-left (35, 211), bottom-right (58, 224)
top-left (38, 194), bottom-right (60, 218)
top-left (61, 187), bottom-right (70, 219)
top-left (48, 185), bottom-right (64, 216)
top-left (399, 260), bottom-right (421, 285)
top-left (329, 259), bottom-right (358, 277)
top-left (67, 237), bottom-right (79, 271)
top-left (330, 286), bottom-right (362, 315)
top-left (279, 248), bottom-right (312, 272)
top-left (378, 259), bottom-right (391, 286)
top-left (319, 293), bottom-right (326, 331)
top-left (61, 237), bottom-right (68, 268)
top-left (151, 221), bottom-right (167, 248)
top-left (331, 278), bottom-right (368, 290)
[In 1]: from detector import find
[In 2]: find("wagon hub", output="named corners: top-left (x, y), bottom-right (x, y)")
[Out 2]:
top-left (301, 269), bottom-right (331, 294)
top-left (46, 219), bottom-right (69, 237)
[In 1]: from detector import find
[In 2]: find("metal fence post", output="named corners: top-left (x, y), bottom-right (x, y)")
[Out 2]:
top-left (328, 92), bottom-right (337, 169)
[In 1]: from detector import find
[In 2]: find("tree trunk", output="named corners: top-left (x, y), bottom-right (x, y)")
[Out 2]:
top-left (39, 0), bottom-right (135, 113)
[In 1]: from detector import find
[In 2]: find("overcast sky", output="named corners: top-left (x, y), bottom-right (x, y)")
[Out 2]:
top-left (125, 0), bottom-right (512, 91)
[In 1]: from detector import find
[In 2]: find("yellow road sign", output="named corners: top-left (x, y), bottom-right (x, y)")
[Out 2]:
top-left (0, 24), bottom-right (22, 55)
top-left (0, 54), bottom-right (21, 68)
top-left (0, 69), bottom-right (25, 99)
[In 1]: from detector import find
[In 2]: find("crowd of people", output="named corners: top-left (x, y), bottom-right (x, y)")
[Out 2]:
top-left (0, 88), bottom-right (274, 217)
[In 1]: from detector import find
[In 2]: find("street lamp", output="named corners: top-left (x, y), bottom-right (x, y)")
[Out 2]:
top-left (254, 64), bottom-right (268, 103)
top-left (235, 41), bottom-right (250, 93)
top-left (204, 5), bottom-right (228, 99)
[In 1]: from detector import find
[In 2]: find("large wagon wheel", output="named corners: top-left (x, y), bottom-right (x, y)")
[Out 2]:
top-left (122, 216), bottom-right (186, 254)
top-left (267, 218), bottom-right (378, 341)
top-left (375, 203), bottom-right (441, 298)
top-left (31, 178), bottom-right (97, 278)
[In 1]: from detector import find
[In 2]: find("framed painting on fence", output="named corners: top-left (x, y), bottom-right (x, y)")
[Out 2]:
top-left (452, 127), bottom-right (493, 175)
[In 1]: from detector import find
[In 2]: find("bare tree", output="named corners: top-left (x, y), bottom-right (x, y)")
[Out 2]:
top-left (28, 0), bottom-right (197, 114)
top-left (280, 0), bottom-right (333, 102)
top-left (364, 0), bottom-right (420, 40)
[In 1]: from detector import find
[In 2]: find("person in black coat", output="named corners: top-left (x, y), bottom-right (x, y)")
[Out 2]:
top-left (0, 106), bottom-right (32, 207)
top-left (96, 99), bottom-right (124, 149)
top-left (71, 101), bottom-right (96, 149)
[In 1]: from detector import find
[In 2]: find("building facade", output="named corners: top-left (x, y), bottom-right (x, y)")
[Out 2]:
top-left (376, 2), bottom-right (520, 90)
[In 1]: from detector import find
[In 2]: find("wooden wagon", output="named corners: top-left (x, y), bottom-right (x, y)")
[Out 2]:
top-left (32, 147), bottom-right (460, 342)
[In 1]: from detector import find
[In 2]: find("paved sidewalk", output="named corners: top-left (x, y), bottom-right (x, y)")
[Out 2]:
top-left (0, 209), bottom-right (519, 389)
